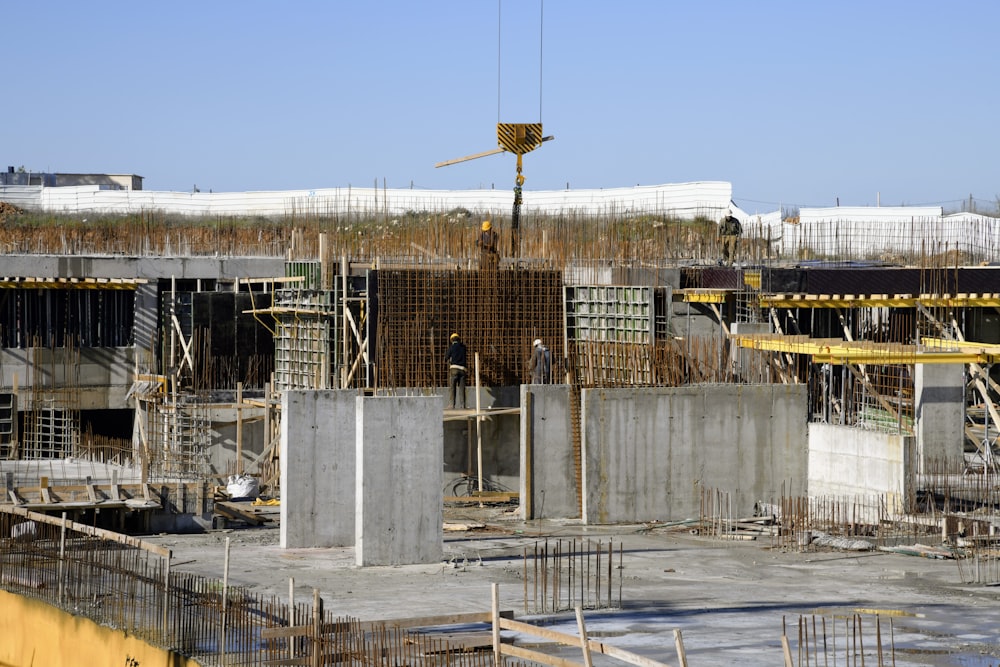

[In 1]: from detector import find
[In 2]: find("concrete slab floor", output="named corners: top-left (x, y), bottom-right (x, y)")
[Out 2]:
top-left (141, 507), bottom-right (1000, 667)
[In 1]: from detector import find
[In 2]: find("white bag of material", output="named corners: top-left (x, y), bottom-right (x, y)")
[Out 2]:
top-left (226, 474), bottom-right (260, 500)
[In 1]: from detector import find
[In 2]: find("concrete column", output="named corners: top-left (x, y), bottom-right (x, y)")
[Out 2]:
top-left (520, 384), bottom-right (577, 520)
top-left (356, 395), bottom-right (443, 566)
top-left (280, 390), bottom-right (357, 548)
top-left (914, 363), bottom-right (965, 473)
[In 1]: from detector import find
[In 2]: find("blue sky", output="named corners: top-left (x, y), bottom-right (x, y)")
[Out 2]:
top-left (4, 1), bottom-right (998, 212)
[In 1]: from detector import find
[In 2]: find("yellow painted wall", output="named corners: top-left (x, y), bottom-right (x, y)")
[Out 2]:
top-left (0, 590), bottom-right (201, 667)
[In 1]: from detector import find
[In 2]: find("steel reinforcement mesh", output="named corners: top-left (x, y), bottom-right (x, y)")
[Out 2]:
top-left (374, 269), bottom-right (564, 388)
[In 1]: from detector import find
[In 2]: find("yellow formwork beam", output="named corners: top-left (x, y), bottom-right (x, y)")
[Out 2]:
top-left (679, 289), bottom-right (730, 304)
top-left (760, 293), bottom-right (1000, 309)
top-left (682, 290), bottom-right (1000, 309)
top-left (921, 337), bottom-right (1000, 353)
top-left (733, 334), bottom-right (1000, 365)
top-left (0, 277), bottom-right (146, 290)
top-left (733, 334), bottom-right (843, 355)
top-left (814, 351), bottom-right (997, 365)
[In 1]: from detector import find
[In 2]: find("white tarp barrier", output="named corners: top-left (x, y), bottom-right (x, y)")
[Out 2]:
top-left (8, 181), bottom-right (1000, 261)
top-left (2, 181), bottom-right (734, 220)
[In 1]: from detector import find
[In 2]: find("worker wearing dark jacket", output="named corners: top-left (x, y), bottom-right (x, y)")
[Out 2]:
top-left (719, 210), bottom-right (742, 266)
top-left (445, 333), bottom-right (468, 409)
top-left (530, 338), bottom-right (551, 384)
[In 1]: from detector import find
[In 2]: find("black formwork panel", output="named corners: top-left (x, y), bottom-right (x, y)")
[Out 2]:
top-left (189, 291), bottom-right (274, 389)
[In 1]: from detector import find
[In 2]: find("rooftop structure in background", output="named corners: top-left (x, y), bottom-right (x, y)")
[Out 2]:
top-left (1, 167), bottom-right (142, 190)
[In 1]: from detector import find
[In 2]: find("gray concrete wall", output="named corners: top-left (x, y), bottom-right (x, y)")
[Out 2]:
top-left (521, 384), bottom-right (577, 519)
top-left (672, 301), bottom-right (723, 339)
top-left (445, 411), bottom-right (520, 495)
top-left (390, 386), bottom-right (521, 494)
top-left (0, 254), bottom-right (285, 280)
top-left (0, 347), bottom-right (134, 410)
top-left (205, 405), bottom-right (266, 478)
top-left (280, 390), bottom-right (358, 548)
top-left (612, 267), bottom-right (680, 288)
top-left (914, 363), bottom-right (965, 472)
top-left (808, 423), bottom-right (914, 511)
top-left (580, 384), bottom-right (808, 524)
top-left (356, 396), bottom-right (442, 566)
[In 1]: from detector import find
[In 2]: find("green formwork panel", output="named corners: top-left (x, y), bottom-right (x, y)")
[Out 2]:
top-left (285, 261), bottom-right (324, 291)
top-left (564, 284), bottom-right (655, 343)
top-left (273, 285), bottom-right (339, 391)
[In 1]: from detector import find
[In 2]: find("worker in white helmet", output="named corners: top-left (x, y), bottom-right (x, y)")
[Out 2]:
top-left (530, 338), bottom-right (551, 384)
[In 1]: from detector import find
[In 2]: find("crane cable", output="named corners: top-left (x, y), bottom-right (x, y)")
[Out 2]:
top-left (497, 1), bottom-right (501, 124)
top-left (497, 0), bottom-right (545, 124)
top-left (539, 0), bottom-right (543, 122)
top-left (497, 0), bottom-right (545, 260)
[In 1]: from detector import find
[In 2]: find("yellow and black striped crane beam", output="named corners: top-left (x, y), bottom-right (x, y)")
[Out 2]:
top-left (434, 124), bottom-right (553, 168)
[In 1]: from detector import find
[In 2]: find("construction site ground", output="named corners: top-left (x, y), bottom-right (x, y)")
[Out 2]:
top-left (140, 504), bottom-right (1000, 667)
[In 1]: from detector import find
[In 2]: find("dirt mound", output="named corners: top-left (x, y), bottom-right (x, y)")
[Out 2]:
top-left (0, 201), bottom-right (23, 221)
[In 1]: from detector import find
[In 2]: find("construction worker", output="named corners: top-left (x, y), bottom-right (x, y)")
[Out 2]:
top-left (444, 332), bottom-right (467, 409)
top-left (718, 209), bottom-right (742, 266)
top-left (529, 338), bottom-right (551, 384)
top-left (476, 220), bottom-right (500, 270)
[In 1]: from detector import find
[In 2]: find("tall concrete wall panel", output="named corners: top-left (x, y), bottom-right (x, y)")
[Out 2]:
top-left (356, 396), bottom-right (443, 566)
top-left (808, 424), bottom-right (913, 507)
top-left (581, 385), bottom-right (807, 524)
top-left (914, 363), bottom-right (965, 472)
top-left (521, 385), bottom-right (577, 519)
top-left (280, 390), bottom-right (357, 548)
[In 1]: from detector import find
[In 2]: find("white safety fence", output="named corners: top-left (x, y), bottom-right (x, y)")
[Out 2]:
top-left (0, 181), bottom-right (734, 220)
top-left (744, 210), bottom-right (1000, 261)
top-left (6, 181), bottom-right (999, 261)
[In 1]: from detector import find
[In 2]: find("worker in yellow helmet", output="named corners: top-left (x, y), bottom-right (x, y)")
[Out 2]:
top-left (476, 220), bottom-right (500, 270)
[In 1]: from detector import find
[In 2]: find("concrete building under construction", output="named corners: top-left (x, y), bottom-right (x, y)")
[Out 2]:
top-left (0, 199), bottom-right (996, 531)
top-left (2, 196), bottom-right (1000, 664)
